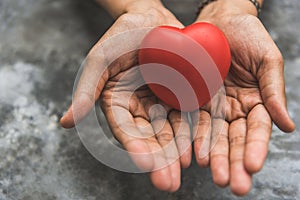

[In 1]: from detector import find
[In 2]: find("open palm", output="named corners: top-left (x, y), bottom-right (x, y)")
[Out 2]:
top-left (60, 9), bottom-right (193, 192)
top-left (101, 52), bottom-right (193, 192)
top-left (193, 14), bottom-right (295, 195)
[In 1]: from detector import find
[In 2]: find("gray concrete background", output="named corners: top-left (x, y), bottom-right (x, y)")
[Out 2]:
top-left (0, 0), bottom-right (299, 199)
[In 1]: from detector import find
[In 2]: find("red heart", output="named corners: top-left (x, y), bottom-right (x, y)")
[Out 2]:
top-left (138, 22), bottom-right (231, 112)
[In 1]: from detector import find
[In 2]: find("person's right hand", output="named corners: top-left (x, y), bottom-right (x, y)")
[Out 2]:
top-left (60, 1), bottom-right (192, 192)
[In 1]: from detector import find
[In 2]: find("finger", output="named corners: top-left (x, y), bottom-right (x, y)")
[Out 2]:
top-left (150, 157), bottom-right (181, 192)
top-left (148, 139), bottom-right (174, 192)
top-left (258, 57), bottom-right (295, 132)
top-left (150, 166), bottom-right (173, 192)
top-left (151, 115), bottom-right (181, 192)
top-left (191, 110), bottom-right (211, 167)
top-left (103, 105), bottom-right (155, 171)
top-left (134, 113), bottom-right (175, 192)
top-left (210, 119), bottom-right (230, 187)
top-left (245, 104), bottom-right (272, 174)
top-left (229, 118), bottom-right (252, 196)
top-left (105, 100), bottom-right (179, 192)
top-left (114, 111), bottom-right (176, 193)
top-left (169, 110), bottom-right (192, 169)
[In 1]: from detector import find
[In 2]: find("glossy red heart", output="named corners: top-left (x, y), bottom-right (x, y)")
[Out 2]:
top-left (138, 22), bottom-right (231, 112)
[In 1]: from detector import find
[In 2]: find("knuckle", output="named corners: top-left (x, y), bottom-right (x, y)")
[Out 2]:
top-left (175, 134), bottom-right (191, 144)
top-left (194, 134), bottom-right (210, 144)
top-left (156, 132), bottom-right (174, 143)
top-left (229, 135), bottom-right (246, 146)
top-left (212, 132), bottom-right (228, 144)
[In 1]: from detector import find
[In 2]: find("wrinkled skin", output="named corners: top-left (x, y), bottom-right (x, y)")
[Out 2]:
top-left (193, 14), bottom-right (295, 195)
top-left (60, 4), bottom-right (295, 195)
top-left (61, 9), bottom-right (192, 192)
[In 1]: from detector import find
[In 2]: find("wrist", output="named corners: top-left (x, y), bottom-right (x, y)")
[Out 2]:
top-left (196, 0), bottom-right (263, 21)
top-left (125, 0), bottom-right (182, 27)
top-left (97, 0), bottom-right (168, 19)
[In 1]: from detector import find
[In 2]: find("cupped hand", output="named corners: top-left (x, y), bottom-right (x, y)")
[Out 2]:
top-left (193, 13), bottom-right (295, 195)
top-left (60, 3), bottom-right (192, 192)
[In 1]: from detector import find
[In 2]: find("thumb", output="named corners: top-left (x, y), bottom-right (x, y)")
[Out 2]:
top-left (258, 56), bottom-right (295, 133)
top-left (60, 94), bottom-right (97, 129)
top-left (60, 54), bottom-right (109, 129)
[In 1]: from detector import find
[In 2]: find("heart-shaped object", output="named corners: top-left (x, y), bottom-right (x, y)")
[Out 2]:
top-left (138, 22), bottom-right (231, 112)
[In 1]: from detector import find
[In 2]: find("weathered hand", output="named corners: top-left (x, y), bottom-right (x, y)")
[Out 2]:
top-left (193, 13), bottom-right (295, 195)
top-left (60, 3), bottom-right (192, 192)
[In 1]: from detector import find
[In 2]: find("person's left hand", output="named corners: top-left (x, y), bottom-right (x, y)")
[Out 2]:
top-left (192, 1), bottom-right (295, 196)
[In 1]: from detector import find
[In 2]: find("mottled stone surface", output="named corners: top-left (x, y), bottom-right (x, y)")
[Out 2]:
top-left (0, 0), bottom-right (299, 199)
